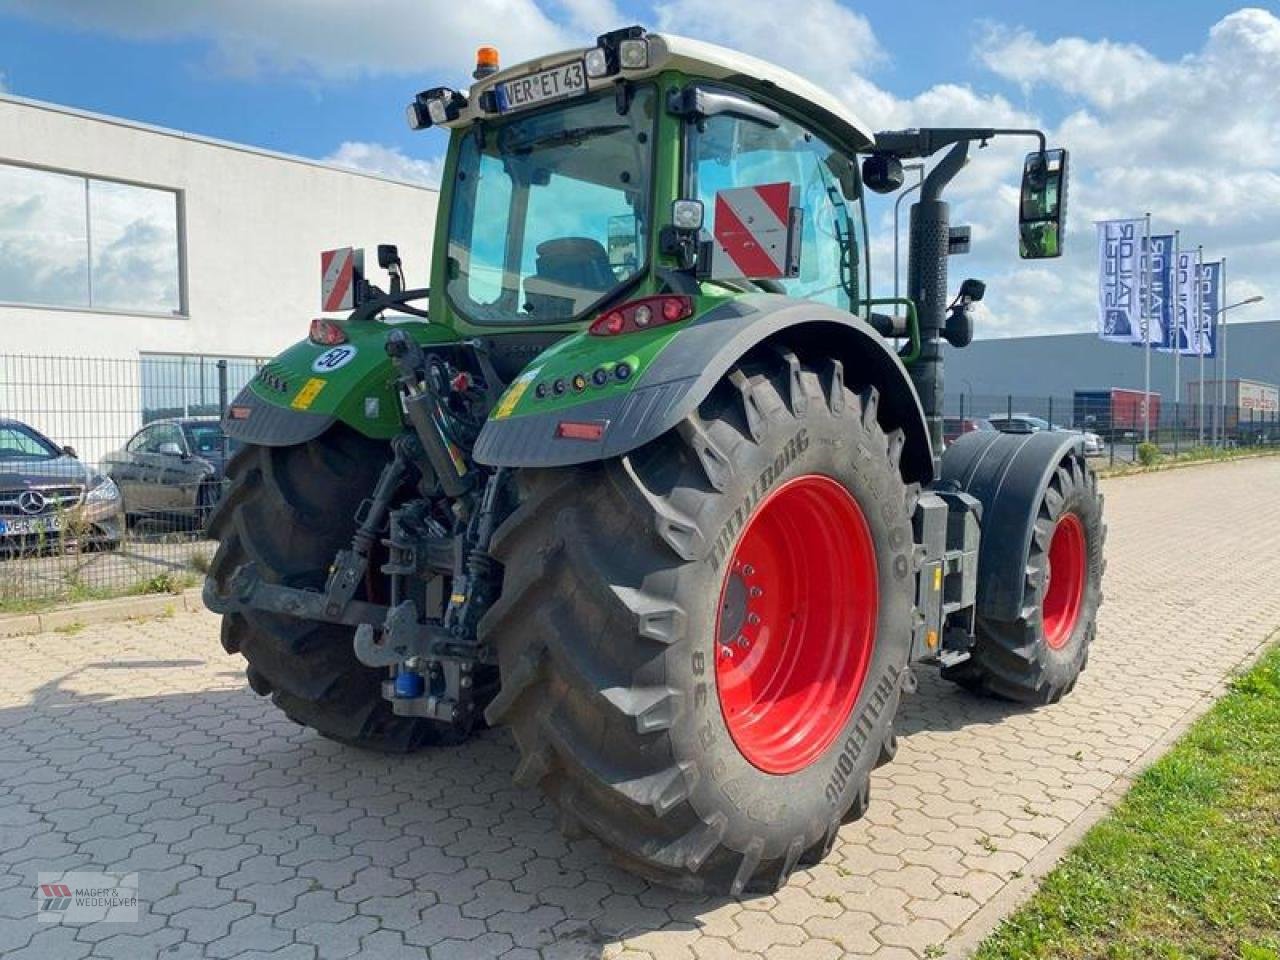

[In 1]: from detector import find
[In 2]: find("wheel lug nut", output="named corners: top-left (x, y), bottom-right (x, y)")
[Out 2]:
top-left (736, 635), bottom-right (750, 648)
top-left (742, 564), bottom-right (755, 576)
top-left (747, 613), bottom-right (761, 625)
top-left (720, 646), bottom-right (734, 658)
top-left (749, 587), bottom-right (763, 598)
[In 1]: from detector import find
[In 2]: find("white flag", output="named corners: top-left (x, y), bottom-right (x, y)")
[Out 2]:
top-left (1097, 219), bottom-right (1147, 344)
top-left (1175, 251), bottom-right (1196, 354)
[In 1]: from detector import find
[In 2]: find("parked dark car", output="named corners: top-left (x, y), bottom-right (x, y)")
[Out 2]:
top-left (102, 418), bottom-right (237, 531)
top-left (942, 415), bottom-right (996, 445)
top-left (0, 418), bottom-right (123, 551)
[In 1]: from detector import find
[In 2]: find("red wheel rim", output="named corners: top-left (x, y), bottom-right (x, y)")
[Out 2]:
top-left (714, 475), bottom-right (878, 775)
top-left (1043, 513), bottom-right (1086, 651)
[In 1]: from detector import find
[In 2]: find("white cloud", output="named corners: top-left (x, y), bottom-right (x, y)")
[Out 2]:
top-left (654, 0), bottom-right (882, 90)
top-left (323, 142), bottom-right (444, 188)
top-left (969, 7), bottom-right (1280, 334)
top-left (0, 0), bottom-right (579, 83)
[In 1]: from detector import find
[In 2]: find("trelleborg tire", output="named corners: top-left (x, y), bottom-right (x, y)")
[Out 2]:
top-left (480, 349), bottom-right (917, 894)
top-left (942, 450), bottom-right (1104, 704)
top-left (207, 425), bottom-right (456, 751)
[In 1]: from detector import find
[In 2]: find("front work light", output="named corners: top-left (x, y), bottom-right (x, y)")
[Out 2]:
top-left (589, 25), bottom-right (648, 79)
top-left (618, 38), bottom-right (649, 69)
top-left (584, 47), bottom-right (610, 78)
top-left (406, 87), bottom-right (468, 130)
top-left (671, 199), bottom-right (705, 231)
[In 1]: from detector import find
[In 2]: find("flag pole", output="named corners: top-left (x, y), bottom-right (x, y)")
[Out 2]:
top-left (1173, 231), bottom-right (1181, 442)
top-left (1143, 212), bottom-right (1152, 442)
top-left (1197, 245), bottom-right (1205, 446)
top-left (1218, 257), bottom-right (1227, 447)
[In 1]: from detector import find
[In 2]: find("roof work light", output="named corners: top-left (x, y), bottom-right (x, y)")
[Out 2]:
top-left (406, 87), bottom-right (468, 130)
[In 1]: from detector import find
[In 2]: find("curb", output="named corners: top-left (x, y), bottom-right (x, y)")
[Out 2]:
top-left (0, 586), bottom-right (207, 637)
top-left (1098, 449), bottom-right (1280, 480)
top-left (944, 625), bottom-right (1280, 959)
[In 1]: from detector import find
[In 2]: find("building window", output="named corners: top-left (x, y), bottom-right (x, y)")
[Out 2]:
top-left (141, 353), bottom-right (264, 422)
top-left (0, 162), bottom-right (183, 315)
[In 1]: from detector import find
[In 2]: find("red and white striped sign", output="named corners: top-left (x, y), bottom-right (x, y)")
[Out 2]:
top-left (710, 182), bottom-right (800, 280)
top-left (321, 247), bottom-right (362, 312)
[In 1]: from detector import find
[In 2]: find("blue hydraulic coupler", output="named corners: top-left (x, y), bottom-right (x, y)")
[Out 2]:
top-left (394, 670), bottom-right (425, 699)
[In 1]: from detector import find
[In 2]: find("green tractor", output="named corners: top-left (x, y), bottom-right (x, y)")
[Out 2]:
top-left (206, 27), bottom-right (1102, 895)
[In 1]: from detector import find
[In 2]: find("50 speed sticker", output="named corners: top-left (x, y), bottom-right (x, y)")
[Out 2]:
top-left (312, 345), bottom-right (358, 373)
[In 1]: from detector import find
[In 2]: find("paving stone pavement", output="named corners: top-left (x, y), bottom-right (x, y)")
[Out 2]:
top-left (2, 457), bottom-right (1279, 960)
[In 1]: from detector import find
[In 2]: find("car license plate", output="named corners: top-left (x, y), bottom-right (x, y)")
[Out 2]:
top-left (0, 515), bottom-right (61, 537)
top-left (494, 60), bottom-right (587, 113)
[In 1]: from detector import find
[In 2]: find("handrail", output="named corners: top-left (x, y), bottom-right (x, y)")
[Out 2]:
top-left (860, 297), bottom-right (921, 365)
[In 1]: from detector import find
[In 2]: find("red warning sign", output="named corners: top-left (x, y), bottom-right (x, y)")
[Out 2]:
top-left (321, 247), bottom-right (363, 312)
top-left (711, 182), bottom-right (801, 280)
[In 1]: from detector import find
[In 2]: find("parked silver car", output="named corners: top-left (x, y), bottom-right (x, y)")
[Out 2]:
top-left (988, 414), bottom-right (1105, 457)
top-left (0, 418), bottom-right (123, 550)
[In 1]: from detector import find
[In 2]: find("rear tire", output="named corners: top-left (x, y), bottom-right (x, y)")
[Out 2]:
top-left (207, 425), bottom-right (457, 751)
top-left (942, 451), bottom-right (1104, 703)
top-left (481, 350), bottom-right (917, 893)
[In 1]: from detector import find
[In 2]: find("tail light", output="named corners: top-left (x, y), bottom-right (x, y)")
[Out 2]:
top-left (309, 317), bottom-right (348, 345)
top-left (588, 295), bottom-right (693, 336)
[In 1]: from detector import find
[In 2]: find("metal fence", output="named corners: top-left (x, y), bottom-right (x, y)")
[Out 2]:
top-left (2, 352), bottom-right (1278, 608)
top-left (947, 392), bottom-right (1280, 465)
top-left (1, 353), bottom-right (263, 608)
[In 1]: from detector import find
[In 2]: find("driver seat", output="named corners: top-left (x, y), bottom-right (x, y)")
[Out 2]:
top-left (524, 237), bottom-right (615, 319)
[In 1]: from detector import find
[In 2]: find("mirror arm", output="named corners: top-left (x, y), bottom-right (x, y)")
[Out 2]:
top-left (874, 127), bottom-right (1047, 161)
top-left (921, 140), bottom-right (968, 203)
top-left (988, 128), bottom-right (1047, 155)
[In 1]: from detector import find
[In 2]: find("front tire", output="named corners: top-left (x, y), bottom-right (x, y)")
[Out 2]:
top-left (481, 350), bottom-right (917, 893)
top-left (942, 451), bottom-right (1104, 703)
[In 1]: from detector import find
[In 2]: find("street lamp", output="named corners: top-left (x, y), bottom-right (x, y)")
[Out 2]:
top-left (1214, 294), bottom-right (1264, 445)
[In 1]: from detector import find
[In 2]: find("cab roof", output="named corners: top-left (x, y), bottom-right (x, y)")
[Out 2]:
top-left (449, 29), bottom-right (876, 153)
top-left (653, 33), bottom-right (875, 150)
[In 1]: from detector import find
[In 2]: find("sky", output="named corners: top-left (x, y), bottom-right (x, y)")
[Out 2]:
top-left (0, 0), bottom-right (1276, 338)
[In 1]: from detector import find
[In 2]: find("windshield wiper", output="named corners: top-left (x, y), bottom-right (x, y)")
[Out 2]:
top-left (504, 124), bottom-right (628, 153)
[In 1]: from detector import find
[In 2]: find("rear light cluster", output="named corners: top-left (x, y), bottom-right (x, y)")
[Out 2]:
top-left (309, 317), bottom-right (348, 345)
top-left (588, 295), bottom-right (693, 336)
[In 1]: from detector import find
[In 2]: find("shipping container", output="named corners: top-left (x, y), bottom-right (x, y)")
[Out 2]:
top-left (1187, 379), bottom-right (1280, 443)
top-left (1073, 388), bottom-right (1161, 440)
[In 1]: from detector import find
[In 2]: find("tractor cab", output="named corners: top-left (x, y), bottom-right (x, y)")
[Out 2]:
top-left (411, 28), bottom-right (880, 336)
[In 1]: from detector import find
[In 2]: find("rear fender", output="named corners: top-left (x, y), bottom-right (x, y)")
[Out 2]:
top-left (222, 320), bottom-right (461, 447)
top-left (940, 429), bottom-right (1086, 621)
top-left (473, 294), bottom-right (934, 484)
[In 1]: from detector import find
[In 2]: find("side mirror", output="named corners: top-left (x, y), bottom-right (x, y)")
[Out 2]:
top-left (861, 154), bottom-right (905, 195)
top-left (157, 441), bottom-right (184, 458)
top-left (1019, 148), bottom-right (1069, 259)
top-left (61, 444), bottom-right (77, 459)
top-left (378, 243), bottom-right (404, 294)
top-left (377, 244), bottom-right (401, 270)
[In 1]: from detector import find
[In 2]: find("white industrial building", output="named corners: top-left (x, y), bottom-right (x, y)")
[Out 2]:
top-left (0, 93), bottom-right (438, 460)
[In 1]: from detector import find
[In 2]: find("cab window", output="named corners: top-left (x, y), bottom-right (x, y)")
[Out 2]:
top-left (689, 105), bottom-right (865, 310)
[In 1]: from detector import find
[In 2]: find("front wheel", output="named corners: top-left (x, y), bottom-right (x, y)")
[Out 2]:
top-left (942, 451), bottom-right (1105, 703)
top-left (481, 350), bottom-right (917, 893)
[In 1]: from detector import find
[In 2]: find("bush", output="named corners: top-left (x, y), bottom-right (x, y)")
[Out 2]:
top-left (1137, 442), bottom-right (1162, 466)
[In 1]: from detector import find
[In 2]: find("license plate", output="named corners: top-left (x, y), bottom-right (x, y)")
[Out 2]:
top-left (0, 515), bottom-right (62, 537)
top-left (494, 60), bottom-right (587, 113)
